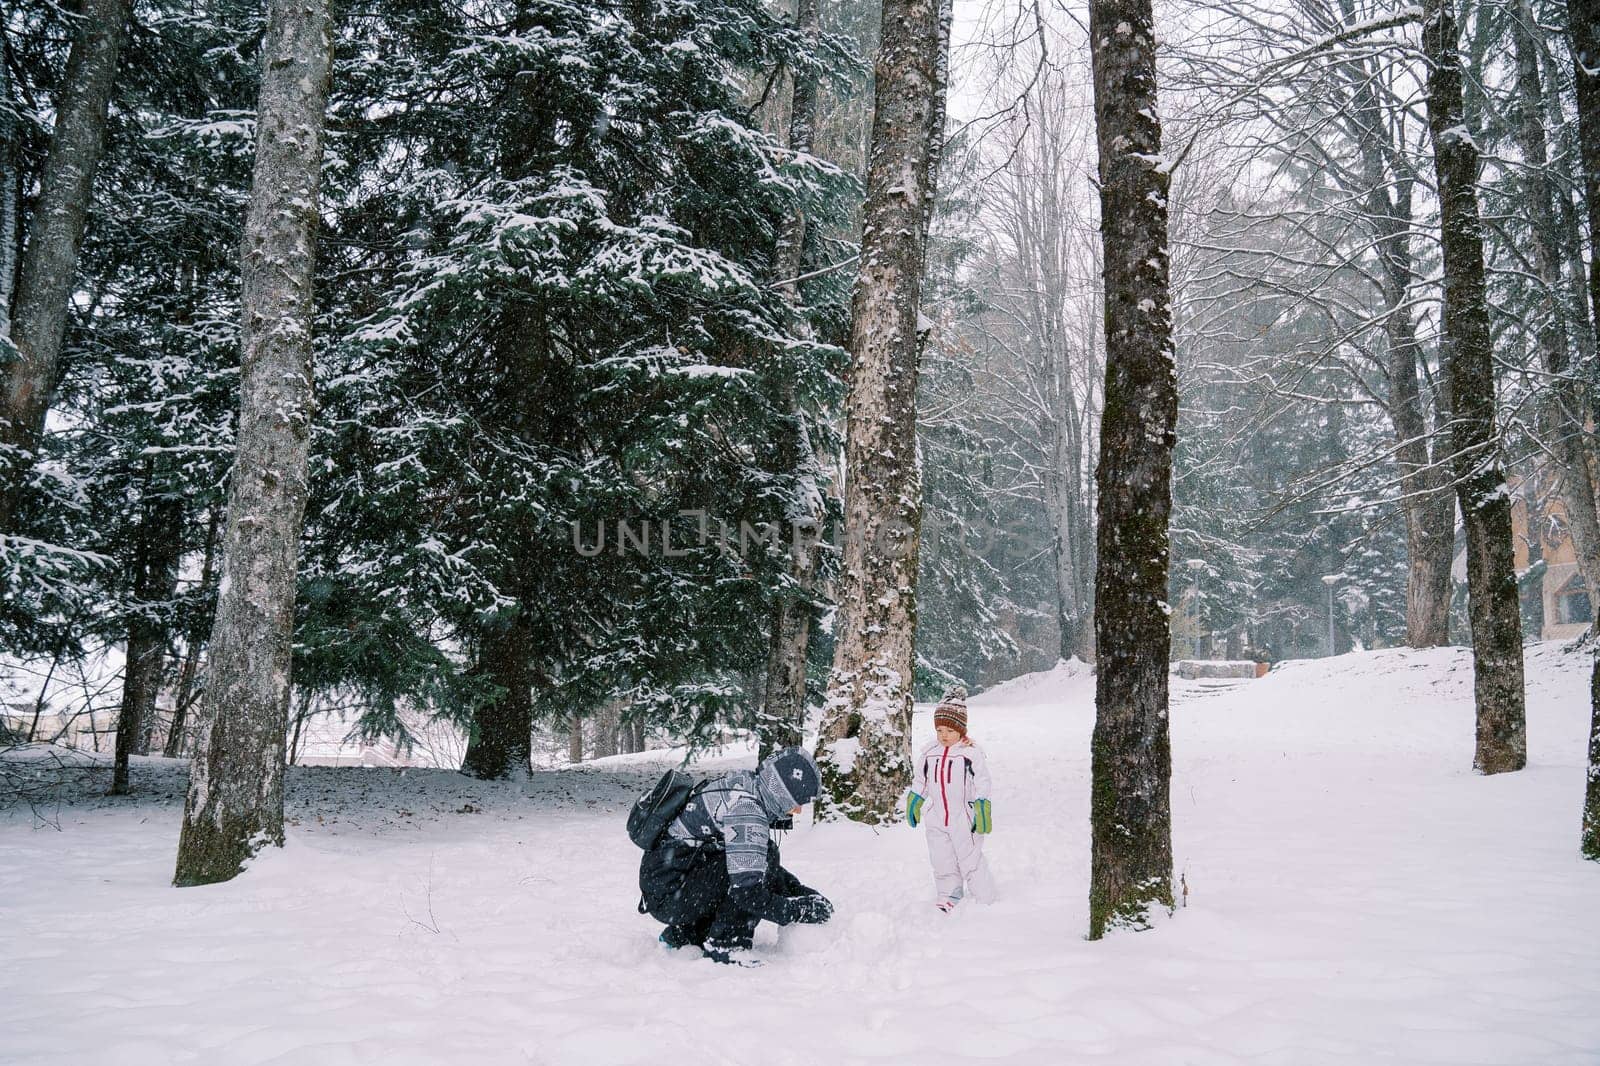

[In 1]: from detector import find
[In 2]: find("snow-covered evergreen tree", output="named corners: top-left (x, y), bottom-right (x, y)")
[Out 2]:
top-left (300, 0), bottom-right (857, 775)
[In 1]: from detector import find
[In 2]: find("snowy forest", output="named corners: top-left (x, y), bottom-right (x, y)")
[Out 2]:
top-left (4, 0), bottom-right (1600, 1058)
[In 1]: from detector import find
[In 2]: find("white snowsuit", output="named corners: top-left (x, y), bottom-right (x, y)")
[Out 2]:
top-left (912, 739), bottom-right (996, 904)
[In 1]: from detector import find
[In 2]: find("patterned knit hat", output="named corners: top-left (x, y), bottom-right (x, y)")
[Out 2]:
top-left (756, 746), bottom-right (822, 814)
top-left (934, 685), bottom-right (968, 735)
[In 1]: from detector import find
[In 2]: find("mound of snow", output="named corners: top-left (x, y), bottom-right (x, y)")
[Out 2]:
top-left (968, 656), bottom-right (1094, 707)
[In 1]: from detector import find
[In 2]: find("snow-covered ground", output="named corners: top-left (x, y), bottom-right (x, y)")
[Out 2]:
top-left (4, 643), bottom-right (1597, 1065)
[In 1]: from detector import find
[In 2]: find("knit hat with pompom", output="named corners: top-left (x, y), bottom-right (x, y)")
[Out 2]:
top-left (934, 685), bottom-right (968, 735)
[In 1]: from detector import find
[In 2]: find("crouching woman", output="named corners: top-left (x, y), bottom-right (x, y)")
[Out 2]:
top-left (639, 746), bottom-right (833, 965)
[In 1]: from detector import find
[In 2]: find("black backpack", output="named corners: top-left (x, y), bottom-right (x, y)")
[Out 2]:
top-left (626, 769), bottom-right (699, 849)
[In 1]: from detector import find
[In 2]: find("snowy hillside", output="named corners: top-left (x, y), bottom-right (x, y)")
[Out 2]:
top-left (5, 642), bottom-right (1598, 1065)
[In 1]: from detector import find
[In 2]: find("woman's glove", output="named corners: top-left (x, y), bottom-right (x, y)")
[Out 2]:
top-left (906, 792), bottom-right (925, 828)
top-left (972, 798), bottom-right (992, 834)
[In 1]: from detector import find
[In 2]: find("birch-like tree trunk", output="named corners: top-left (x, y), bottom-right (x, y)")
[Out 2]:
top-left (0, 0), bottom-right (130, 533)
top-left (1087, 0), bottom-right (1177, 938)
top-left (112, 478), bottom-right (183, 793)
top-left (758, 0), bottom-right (825, 761)
top-left (459, 610), bottom-right (536, 778)
top-left (814, 0), bottom-right (950, 823)
top-left (172, 0), bottom-right (333, 886)
top-left (1511, 0), bottom-right (1600, 626)
top-left (1422, 0), bottom-right (1526, 775)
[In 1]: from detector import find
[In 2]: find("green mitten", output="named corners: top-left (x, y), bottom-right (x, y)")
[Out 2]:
top-left (907, 791), bottom-right (925, 828)
top-left (972, 798), bottom-right (992, 834)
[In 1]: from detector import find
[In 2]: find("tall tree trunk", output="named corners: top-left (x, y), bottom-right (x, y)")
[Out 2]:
top-left (111, 480), bottom-right (183, 793)
top-left (1545, 38), bottom-right (1600, 375)
top-left (814, 0), bottom-right (950, 823)
top-left (1087, 0), bottom-right (1177, 939)
top-left (1569, 0), bottom-right (1600, 339)
top-left (0, 0), bottom-right (131, 532)
top-left (592, 699), bottom-right (620, 759)
top-left (1334, 23), bottom-right (1455, 649)
top-left (1518, 473), bottom-right (1546, 636)
top-left (1, 54), bottom-right (19, 336)
top-left (173, 0), bottom-right (333, 886)
top-left (1568, 0), bottom-right (1600, 866)
top-left (164, 502), bottom-right (222, 758)
top-left (1390, 316), bottom-right (1456, 649)
top-left (1512, 0), bottom-right (1600, 628)
top-left (285, 688), bottom-right (314, 766)
top-left (759, 0), bottom-right (824, 761)
top-left (459, 610), bottom-right (536, 779)
top-left (1422, 0), bottom-right (1526, 775)
top-left (568, 714), bottom-right (583, 764)
top-left (1584, 651), bottom-right (1600, 860)
top-left (1373, 226), bottom-right (1453, 648)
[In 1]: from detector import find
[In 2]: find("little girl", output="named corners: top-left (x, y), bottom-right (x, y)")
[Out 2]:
top-left (907, 686), bottom-right (995, 911)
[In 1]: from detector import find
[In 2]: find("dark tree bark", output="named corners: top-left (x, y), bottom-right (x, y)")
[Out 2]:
top-left (0, 0), bottom-right (131, 532)
top-left (173, 0), bottom-right (333, 886)
top-left (1584, 653), bottom-right (1600, 860)
top-left (758, 0), bottom-right (825, 762)
top-left (459, 610), bottom-right (536, 778)
top-left (813, 0), bottom-right (950, 823)
top-left (111, 479), bottom-right (183, 793)
top-left (1422, 0), bottom-right (1526, 775)
top-left (1087, 0), bottom-right (1177, 939)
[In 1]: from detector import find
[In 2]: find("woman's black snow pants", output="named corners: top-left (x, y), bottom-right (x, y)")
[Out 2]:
top-left (639, 838), bottom-right (806, 953)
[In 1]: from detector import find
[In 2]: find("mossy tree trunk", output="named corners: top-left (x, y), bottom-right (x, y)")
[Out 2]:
top-left (173, 0), bottom-right (333, 887)
top-left (1422, 0), bottom-right (1526, 775)
top-left (1087, 0), bottom-right (1177, 939)
top-left (814, 0), bottom-right (950, 823)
